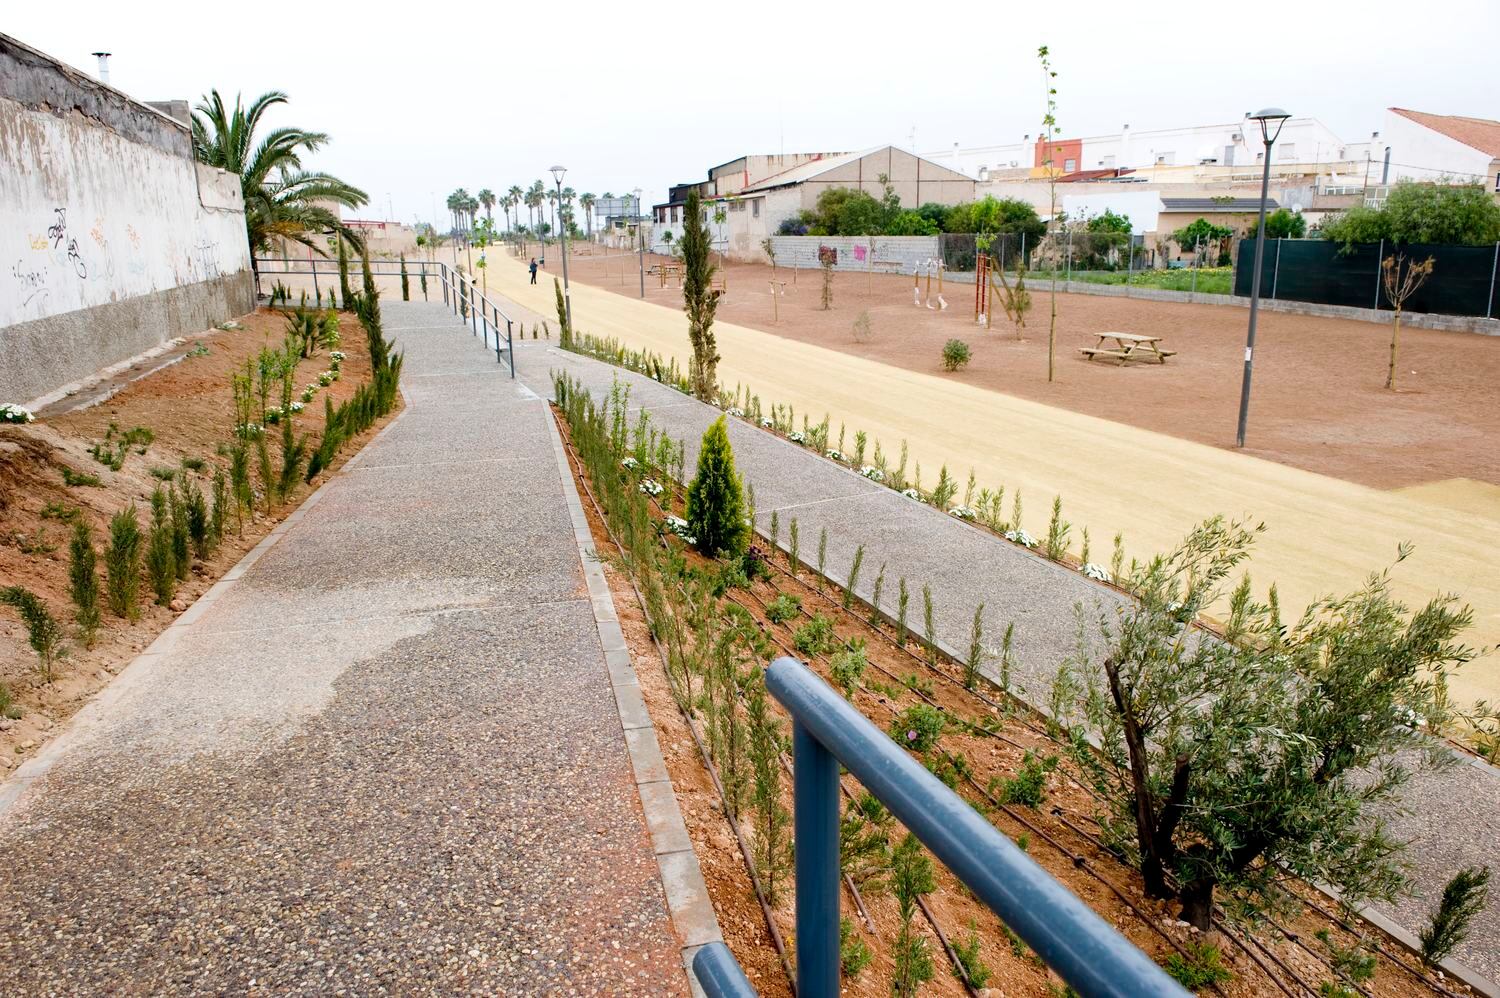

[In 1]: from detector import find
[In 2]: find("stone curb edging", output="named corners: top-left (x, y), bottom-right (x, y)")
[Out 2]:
top-left (0, 390), bottom-right (413, 820)
top-left (542, 406), bottom-right (722, 998)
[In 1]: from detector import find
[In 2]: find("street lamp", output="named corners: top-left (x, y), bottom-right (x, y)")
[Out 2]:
top-left (1235, 107), bottom-right (1291, 449)
top-left (551, 165), bottom-right (573, 330)
top-left (634, 187), bottom-right (646, 299)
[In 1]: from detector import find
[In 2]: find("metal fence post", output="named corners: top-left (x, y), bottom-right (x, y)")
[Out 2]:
top-left (1487, 242), bottom-right (1498, 320)
top-left (1271, 238), bottom-right (1283, 300)
top-left (1191, 237), bottom-right (1199, 296)
top-left (1373, 238), bottom-right (1384, 310)
top-left (792, 720), bottom-right (840, 998)
top-left (1066, 230), bottom-right (1072, 283)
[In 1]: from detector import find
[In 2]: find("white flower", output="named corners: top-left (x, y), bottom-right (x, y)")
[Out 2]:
top-left (949, 505), bottom-right (977, 520)
top-left (301, 387), bottom-right (317, 402)
top-left (288, 401), bottom-right (305, 413)
top-left (620, 456), bottom-right (640, 470)
top-left (901, 488), bottom-right (923, 502)
top-left (727, 406), bottom-right (745, 417)
top-left (0, 403), bottom-right (36, 424)
top-left (1005, 529), bottom-right (1037, 548)
top-left (759, 417), bottom-right (774, 428)
top-left (330, 350), bottom-right (346, 361)
top-left (1082, 562), bottom-right (1110, 580)
top-left (318, 372), bottom-right (334, 386)
top-left (860, 466), bottom-right (885, 482)
top-left (788, 431), bottom-right (806, 444)
top-left (825, 449), bottom-right (846, 462)
top-left (664, 515), bottom-right (696, 544)
top-left (639, 478), bottom-right (664, 497)
top-left (264, 406), bottom-right (282, 423)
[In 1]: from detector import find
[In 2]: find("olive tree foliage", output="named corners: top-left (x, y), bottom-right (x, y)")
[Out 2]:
top-left (680, 188), bottom-right (722, 399)
top-left (1053, 516), bottom-right (1491, 929)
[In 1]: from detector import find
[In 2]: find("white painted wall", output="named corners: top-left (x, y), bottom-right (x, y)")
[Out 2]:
top-left (1382, 110), bottom-right (1493, 183)
top-left (1061, 192), bottom-right (1165, 234)
top-left (1, 95), bottom-right (251, 328)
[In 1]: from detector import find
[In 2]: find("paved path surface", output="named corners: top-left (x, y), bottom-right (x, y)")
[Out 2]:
top-left (516, 334), bottom-right (1500, 986)
top-left (0, 301), bottom-right (690, 995)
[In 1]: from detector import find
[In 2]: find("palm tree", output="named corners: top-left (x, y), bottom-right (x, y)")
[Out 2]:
top-left (191, 89), bottom-right (367, 289)
top-left (507, 184), bottom-right (524, 232)
top-left (525, 181), bottom-right (545, 241)
top-left (579, 193), bottom-right (597, 238)
top-left (478, 188), bottom-right (495, 224)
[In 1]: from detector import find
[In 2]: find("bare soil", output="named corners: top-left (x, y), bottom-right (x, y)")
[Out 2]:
top-left (559, 249), bottom-right (1500, 490)
top-left (557, 408), bottom-right (1461, 998)
top-left (0, 308), bottom-right (398, 773)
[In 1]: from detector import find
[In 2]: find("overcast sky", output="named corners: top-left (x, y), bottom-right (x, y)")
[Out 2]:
top-left (9, 0), bottom-right (1498, 225)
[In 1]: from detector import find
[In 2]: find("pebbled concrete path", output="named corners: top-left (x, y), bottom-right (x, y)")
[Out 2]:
top-left (0, 301), bottom-right (692, 995)
top-left (519, 335), bottom-right (1500, 988)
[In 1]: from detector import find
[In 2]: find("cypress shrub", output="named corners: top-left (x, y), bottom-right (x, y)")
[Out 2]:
top-left (105, 505), bottom-right (143, 619)
top-left (685, 417), bottom-right (748, 559)
top-left (68, 519), bottom-right (101, 646)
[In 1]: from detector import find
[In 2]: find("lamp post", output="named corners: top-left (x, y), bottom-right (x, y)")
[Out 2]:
top-left (634, 187), bottom-right (646, 299)
top-left (1235, 107), bottom-right (1291, 449)
top-left (552, 165), bottom-right (573, 330)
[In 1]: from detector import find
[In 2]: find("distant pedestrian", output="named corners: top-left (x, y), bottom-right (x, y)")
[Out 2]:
top-left (529, 257), bottom-right (538, 284)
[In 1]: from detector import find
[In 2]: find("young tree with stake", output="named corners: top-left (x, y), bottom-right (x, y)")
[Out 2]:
top-left (1381, 254), bottom-right (1435, 390)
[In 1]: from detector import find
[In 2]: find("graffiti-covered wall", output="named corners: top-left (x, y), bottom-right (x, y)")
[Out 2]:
top-left (0, 33), bottom-right (254, 404)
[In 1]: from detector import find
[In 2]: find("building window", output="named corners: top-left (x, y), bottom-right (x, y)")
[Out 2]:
top-left (752, 198), bottom-right (761, 218)
top-left (1099, 155), bottom-right (1116, 168)
top-left (671, 206), bottom-right (680, 222)
top-left (1494, 172), bottom-right (1499, 192)
top-left (1155, 152), bottom-right (1175, 165)
top-left (1064, 158), bottom-right (1077, 172)
top-left (1278, 143), bottom-right (1296, 161)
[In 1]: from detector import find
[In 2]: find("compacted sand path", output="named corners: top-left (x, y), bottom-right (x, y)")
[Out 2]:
top-left (0, 301), bottom-right (696, 994)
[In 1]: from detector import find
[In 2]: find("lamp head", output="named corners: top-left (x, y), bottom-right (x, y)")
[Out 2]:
top-left (1248, 107), bottom-right (1291, 143)
top-left (550, 165), bottom-right (567, 185)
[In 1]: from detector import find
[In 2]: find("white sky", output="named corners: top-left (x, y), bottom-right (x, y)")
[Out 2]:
top-left (8, 0), bottom-right (1498, 225)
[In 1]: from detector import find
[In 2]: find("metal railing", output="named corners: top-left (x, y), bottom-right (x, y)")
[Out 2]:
top-left (692, 656), bottom-right (1189, 998)
top-left (251, 256), bottom-right (515, 378)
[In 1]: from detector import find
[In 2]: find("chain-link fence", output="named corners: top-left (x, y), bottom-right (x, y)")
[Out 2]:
top-left (1233, 238), bottom-right (1500, 318)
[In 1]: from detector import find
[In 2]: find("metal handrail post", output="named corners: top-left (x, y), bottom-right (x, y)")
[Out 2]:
top-left (692, 943), bottom-right (756, 998)
top-left (761, 657), bottom-right (1188, 998)
top-left (791, 720), bottom-right (840, 998)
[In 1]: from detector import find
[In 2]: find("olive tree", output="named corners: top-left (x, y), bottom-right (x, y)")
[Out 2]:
top-left (1054, 516), bottom-right (1486, 928)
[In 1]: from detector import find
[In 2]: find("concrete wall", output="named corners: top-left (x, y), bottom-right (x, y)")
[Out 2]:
top-left (0, 33), bottom-right (254, 404)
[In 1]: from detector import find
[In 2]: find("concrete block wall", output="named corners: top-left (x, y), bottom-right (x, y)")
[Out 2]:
top-left (768, 236), bottom-right (939, 274)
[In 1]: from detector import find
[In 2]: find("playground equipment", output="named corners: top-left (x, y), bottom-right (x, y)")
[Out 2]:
top-left (913, 258), bottom-right (948, 310)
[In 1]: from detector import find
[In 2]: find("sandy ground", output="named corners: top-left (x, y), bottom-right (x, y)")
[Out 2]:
top-left (560, 251), bottom-right (1500, 491)
top-left (486, 249), bottom-right (1500, 711)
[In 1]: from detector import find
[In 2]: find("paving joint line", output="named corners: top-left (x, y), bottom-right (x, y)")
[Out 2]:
top-left (543, 400), bottom-right (719, 997)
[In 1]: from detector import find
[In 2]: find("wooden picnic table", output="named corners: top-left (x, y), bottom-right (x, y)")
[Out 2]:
top-left (1078, 331), bottom-right (1177, 365)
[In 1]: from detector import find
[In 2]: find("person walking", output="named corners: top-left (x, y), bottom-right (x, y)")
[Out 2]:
top-left (529, 257), bottom-right (538, 284)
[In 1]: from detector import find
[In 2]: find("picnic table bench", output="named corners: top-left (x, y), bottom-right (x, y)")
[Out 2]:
top-left (1078, 331), bottom-right (1177, 365)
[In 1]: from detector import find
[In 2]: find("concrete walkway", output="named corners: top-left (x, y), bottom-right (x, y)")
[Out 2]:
top-left (0, 301), bottom-right (701, 994)
top-left (519, 336), bottom-right (1500, 987)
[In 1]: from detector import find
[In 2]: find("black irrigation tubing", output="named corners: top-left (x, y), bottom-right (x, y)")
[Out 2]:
top-left (556, 418), bottom-right (798, 995)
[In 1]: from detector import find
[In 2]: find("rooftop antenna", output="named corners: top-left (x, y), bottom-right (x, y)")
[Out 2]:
top-left (91, 51), bottom-right (111, 85)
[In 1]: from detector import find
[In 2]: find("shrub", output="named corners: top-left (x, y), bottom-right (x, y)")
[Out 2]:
top-left (61, 467), bottom-right (102, 487)
top-left (830, 641), bottom-right (868, 697)
top-left (1164, 941), bottom-right (1232, 992)
top-left (685, 417), bottom-right (748, 558)
top-left (941, 338), bottom-right (971, 371)
top-left (994, 750), bottom-right (1058, 807)
top-left (1420, 866), bottom-right (1491, 964)
top-left (1, 586), bottom-right (66, 682)
top-left (793, 614), bottom-right (838, 657)
top-left (891, 703), bottom-right (945, 752)
top-left (765, 593), bottom-right (801, 624)
top-left (146, 488), bottom-right (177, 605)
top-left (105, 505), bottom-right (142, 619)
top-left (0, 683), bottom-right (21, 720)
top-left (68, 519), bottom-right (102, 647)
top-left (951, 923), bottom-right (993, 988)
top-left (840, 918), bottom-right (872, 977)
top-left (891, 834), bottom-right (937, 997)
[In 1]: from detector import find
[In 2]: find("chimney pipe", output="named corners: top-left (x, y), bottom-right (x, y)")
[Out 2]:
top-left (1381, 146), bottom-right (1391, 185)
top-left (91, 51), bottom-right (111, 85)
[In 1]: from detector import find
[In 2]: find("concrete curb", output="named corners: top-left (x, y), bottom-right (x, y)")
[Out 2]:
top-left (542, 406), bottom-right (721, 998)
top-left (0, 393), bottom-right (413, 821)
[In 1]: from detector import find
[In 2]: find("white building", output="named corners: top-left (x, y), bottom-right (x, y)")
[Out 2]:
top-left (1380, 108), bottom-right (1500, 188)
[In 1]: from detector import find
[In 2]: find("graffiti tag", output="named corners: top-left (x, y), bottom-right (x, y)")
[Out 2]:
top-left (10, 259), bottom-right (50, 309)
top-left (45, 208), bottom-right (87, 278)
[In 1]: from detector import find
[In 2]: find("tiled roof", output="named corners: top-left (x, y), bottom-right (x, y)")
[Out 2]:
top-left (1391, 108), bottom-right (1500, 159)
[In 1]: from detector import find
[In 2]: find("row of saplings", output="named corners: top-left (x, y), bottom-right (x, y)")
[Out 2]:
top-left (552, 371), bottom-right (1492, 995)
top-left (2, 253), bottom-right (402, 698)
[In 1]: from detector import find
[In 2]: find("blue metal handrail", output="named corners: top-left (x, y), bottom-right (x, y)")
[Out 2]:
top-left (434, 263), bottom-right (515, 378)
top-left (692, 656), bottom-right (1189, 998)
